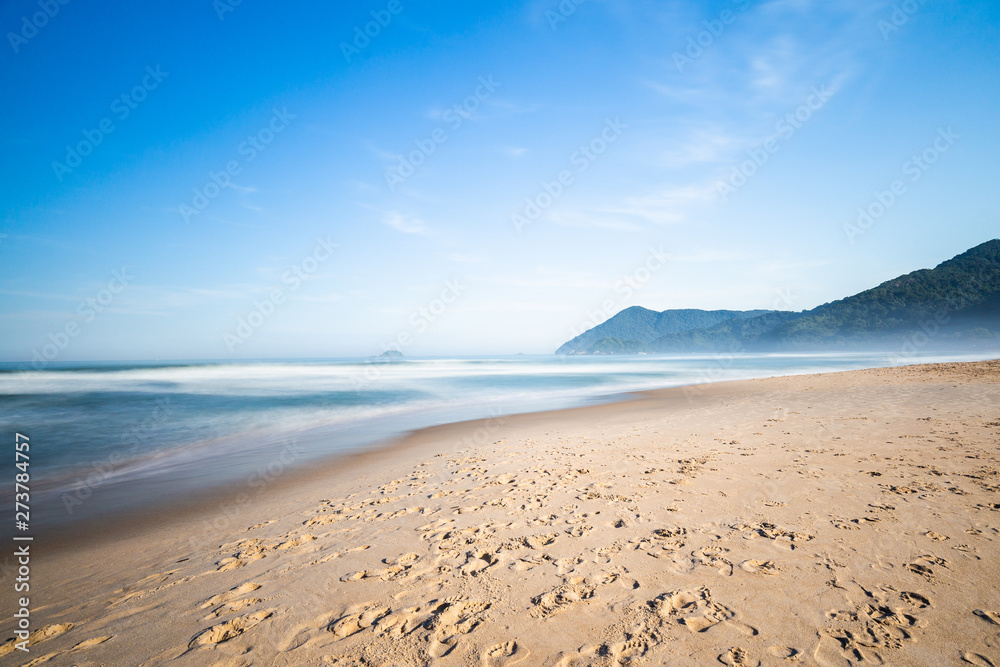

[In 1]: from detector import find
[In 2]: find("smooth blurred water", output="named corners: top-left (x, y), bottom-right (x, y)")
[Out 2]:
top-left (1, 351), bottom-right (993, 527)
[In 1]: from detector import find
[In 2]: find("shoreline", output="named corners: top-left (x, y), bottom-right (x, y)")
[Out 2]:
top-left (23, 382), bottom-right (664, 554)
top-left (13, 350), bottom-right (999, 537)
top-left (3, 359), bottom-right (999, 665)
top-left (18, 358), bottom-right (996, 552)
top-left (23, 362), bottom-right (874, 552)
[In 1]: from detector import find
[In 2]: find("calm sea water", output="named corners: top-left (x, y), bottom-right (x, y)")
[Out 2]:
top-left (1, 352), bottom-right (991, 528)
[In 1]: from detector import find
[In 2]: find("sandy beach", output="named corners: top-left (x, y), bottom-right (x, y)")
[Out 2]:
top-left (2, 360), bottom-right (999, 666)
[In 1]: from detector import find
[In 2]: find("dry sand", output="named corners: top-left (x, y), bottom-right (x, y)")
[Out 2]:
top-left (2, 360), bottom-right (1000, 666)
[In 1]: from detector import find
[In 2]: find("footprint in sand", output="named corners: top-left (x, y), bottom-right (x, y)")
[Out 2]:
top-left (900, 592), bottom-right (931, 608)
top-left (530, 581), bottom-right (597, 618)
top-left (768, 645), bottom-right (800, 659)
top-left (659, 554), bottom-right (697, 575)
top-left (974, 609), bottom-right (1000, 625)
top-left (904, 554), bottom-right (948, 580)
top-left (605, 636), bottom-right (649, 664)
top-left (374, 605), bottom-right (435, 638)
top-left (963, 653), bottom-right (997, 667)
top-left (200, 582), bottom-right (262, 609)
top-left (275, 534), bottom-right (318, 550)
top-left (277, 610), bottom-right (340, 652)
top-left (831, 518), bottom-right (861, 531)
top-left (189, 609), bottom-right (274, 648)
top-left (482, 640), bottom-right (530, 666)
top-left (817, 598), bottom-right (924, 665)
top-left (15, 635), bottom-right (113, 667)
top-left (203, 596), bottom-right (263, 620)
top-left (428, 635), bottom-right (458, 658)
top-left (304, 513), bottom-right (342, 527)
top-left (512, 553), bottom-right (552, 571)
top-left (389, 552), bottom-right (420, 566)
top-left (324, 654), bottom-right (374, 666)
top-left (523, 533), bottom-right (559, 549)
top-left (417, 518), bottom-right (454, 535)
top-left (719, 646), bottom-right (760, 667)
top-left (653, 526), bottom-right (688, 539)
top-left (953, 544), bottom-right (980, 559)
top-left (341, 555), bottom-right (420, 582)
top-left (329, 603), bottom-right (391, 639)
top-left (696, 546), bottom-right (733, 576)
top-left (69, 636), bottom-right (114, 650)
top-left (460, 551), bottom-right (499, 576)
top-left (328, 596), bottom-right (490, 652)
top-left (0, 624), bottom-right (74, 657)
top-left (433, 597), bottom-right (490, 640)
top-left (740, 559), bottom-right (779, 575)
top-left (554, 556), bottom-right (584, 575)
top-left (648, 587), bottom-right (756, 636)
top-left (110, 570), bottom-right (196, 604)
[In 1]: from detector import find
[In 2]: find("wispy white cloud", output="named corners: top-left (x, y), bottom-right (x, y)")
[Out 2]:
top-left (599, 182), bottom-right (720, 225)
top-left (657, 127), bottom-right (744, 168)
top-left (227, 183), bottom-right (257, 195)
top-left (355, 204), bottom-right (434, 235)
top-left (382, 211), bottom-right (429, 235)
top-left (239, 201), bottom-right (264, 213)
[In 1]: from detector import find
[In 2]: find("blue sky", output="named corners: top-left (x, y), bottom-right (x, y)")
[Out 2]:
top-left (1, 0), bottom-right (998, 360)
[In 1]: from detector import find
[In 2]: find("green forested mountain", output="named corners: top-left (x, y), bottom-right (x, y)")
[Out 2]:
top-left (758, 239), bottom-right (1000, 346)
top-left (557, 239), bottom-right (1000, 354)
top-left (555, 307), bottom-right (773, 354)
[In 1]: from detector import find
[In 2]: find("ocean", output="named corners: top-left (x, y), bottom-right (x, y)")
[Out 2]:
top-left (1, 351), bottom-right (991, 529)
